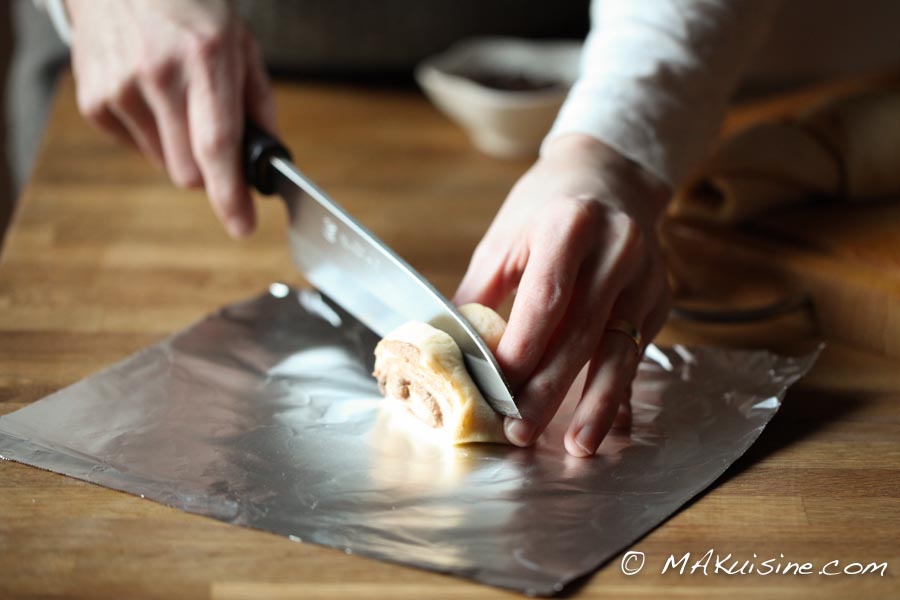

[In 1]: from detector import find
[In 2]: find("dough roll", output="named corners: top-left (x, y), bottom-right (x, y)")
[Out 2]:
top-left (372, 304), bottom-right (509, 445)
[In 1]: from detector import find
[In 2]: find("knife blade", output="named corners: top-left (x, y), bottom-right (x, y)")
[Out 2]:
top-left (243, 122), bottom-right (519, 418)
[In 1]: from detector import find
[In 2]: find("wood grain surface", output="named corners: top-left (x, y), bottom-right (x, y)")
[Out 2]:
top-left (1, 75), bottom-right (898, 599)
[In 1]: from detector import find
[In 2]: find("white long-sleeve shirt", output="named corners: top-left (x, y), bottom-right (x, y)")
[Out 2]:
top-left (546, 0), bottom-right (900, 187)
top-left (545, 0), bottom-right (780, 187)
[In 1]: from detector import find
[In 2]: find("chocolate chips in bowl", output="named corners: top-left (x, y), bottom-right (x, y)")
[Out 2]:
top-left (466, 71), bottom-right (566, 93)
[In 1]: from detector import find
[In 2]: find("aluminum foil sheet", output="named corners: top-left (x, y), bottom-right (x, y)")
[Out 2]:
top-left (0, 285), bottom-right (818, 596)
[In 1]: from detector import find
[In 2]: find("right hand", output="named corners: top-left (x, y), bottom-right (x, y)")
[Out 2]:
top-left (66, 0), bottom-right (277, 238)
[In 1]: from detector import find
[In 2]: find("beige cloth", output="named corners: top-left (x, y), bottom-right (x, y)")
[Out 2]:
top-left (673, 83), bottom-right (900, 223)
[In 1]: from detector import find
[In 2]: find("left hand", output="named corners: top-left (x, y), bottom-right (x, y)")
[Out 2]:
top-left (453, 133), bottom-right (672, 457)
top-left (67, 0), bottom-right (276, 239)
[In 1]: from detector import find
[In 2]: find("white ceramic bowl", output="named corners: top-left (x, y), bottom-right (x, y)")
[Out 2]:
top-left (415, 37), bottom-right (582, 159)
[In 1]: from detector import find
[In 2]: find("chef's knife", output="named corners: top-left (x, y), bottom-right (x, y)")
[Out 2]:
top-left (243, 121), bottom-right (519, 418)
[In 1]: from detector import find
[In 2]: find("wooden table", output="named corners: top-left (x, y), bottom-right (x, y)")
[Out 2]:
top-left (1, 75), bottom-right (898, 599)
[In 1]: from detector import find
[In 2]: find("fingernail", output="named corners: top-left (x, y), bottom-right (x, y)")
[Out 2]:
top-left (504, 417), bottom-right (535, 447)
top-left (226, 216), bottom-right (250, 239)
top-left (574, 425), bottom-right (596, 456)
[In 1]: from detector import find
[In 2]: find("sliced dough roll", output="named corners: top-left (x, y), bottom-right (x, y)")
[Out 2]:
top-left (372, 303), bottom-right (509, 445)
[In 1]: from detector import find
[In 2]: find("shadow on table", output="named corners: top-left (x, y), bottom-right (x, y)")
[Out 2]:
top-left (558, 386), bottom-right (862, 598)
top-left (717, 386), bottom-right (862, 483)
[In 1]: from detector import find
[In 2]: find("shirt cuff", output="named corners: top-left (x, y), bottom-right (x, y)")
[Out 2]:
top-left (33, 0), bottom-right (72, 44)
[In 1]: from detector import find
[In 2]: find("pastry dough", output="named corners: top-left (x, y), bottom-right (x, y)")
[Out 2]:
top-left (372, 304), bottom-right (508, 445)
top-left (674, 85), bottom-right (900, 223)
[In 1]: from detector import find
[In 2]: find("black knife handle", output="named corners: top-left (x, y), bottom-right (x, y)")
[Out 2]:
top-left (242, 120), bottom-right (292, 195)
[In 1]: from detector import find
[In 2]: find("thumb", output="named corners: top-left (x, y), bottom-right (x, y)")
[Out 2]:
top-left (452, 249), bottom-right (511, 309)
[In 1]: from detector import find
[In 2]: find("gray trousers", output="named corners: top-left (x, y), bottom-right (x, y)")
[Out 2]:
top-left (1, 0), bottom-right (68, 243)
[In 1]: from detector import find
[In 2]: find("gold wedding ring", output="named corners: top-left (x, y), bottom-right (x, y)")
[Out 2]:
top-left (606, 318), bottom-right (642, 354)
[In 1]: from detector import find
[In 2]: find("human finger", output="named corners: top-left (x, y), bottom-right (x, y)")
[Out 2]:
top-left (78, 97), bottom-right (136, 150)
top-left (564, 266), bottom-right (665, 456)
top-left (107, 81), bottom-right (165, 168)
top-left (187, 27), bottom-right (254, 238)
top-left (612, 384), bottom-right (633, 431)
top-left (640, 275), bottom-right (673, 345)
top-left (502, 214), bottom-right (648, 447)
top-left (452, 237), bottom-right (519, 310)
top-left (607, 289), bottom-right (670, 433)
top-left (493, 198), bottom-right (596, 388)
top-left (141, 61), bottom-right (203, 188)
top-left (564, 323), bottom-right (643, 457)
top-left (502, 251), bottom-right (636, 446)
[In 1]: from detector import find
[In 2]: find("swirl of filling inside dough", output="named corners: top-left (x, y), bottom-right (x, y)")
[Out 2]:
top-left (372, 304), bottom-right (509, 445)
